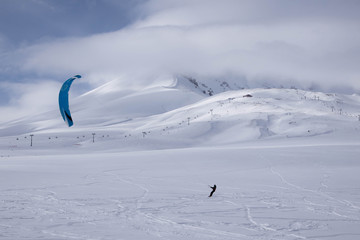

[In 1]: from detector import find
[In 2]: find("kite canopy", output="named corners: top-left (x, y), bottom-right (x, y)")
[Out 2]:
top-left (58, 75), bottom-right (81, 127)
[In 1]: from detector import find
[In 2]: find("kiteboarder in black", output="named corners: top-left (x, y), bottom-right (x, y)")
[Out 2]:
top-left (208, 184), bottom-right (217, 197)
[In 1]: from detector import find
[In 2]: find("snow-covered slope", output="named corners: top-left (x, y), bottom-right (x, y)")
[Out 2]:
top-left (0, 78), bottom-right (205, 136)
top-left (1, 79), bottom-right (360, 153)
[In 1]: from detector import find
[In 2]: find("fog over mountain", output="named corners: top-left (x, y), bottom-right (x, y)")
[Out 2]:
top-left (1, 0), bottom-right (360, 122)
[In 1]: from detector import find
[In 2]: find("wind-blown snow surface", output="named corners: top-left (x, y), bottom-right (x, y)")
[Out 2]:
top-left (1, 82), bottom-right (360, 239)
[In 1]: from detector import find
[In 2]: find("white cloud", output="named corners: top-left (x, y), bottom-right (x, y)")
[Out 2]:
top-left (5, 0), bottom-right (360, 93)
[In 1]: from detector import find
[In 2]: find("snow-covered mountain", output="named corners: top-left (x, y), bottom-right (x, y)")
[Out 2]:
top-left (1, 76), bottom-right (359, 151)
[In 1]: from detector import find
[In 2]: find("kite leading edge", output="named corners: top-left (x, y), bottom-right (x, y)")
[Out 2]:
top-left (58, 75), bottom-right (81, 127)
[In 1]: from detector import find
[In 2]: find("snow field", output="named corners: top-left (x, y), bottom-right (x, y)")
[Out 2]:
top-left (1, 144), bottom-right (360, 240)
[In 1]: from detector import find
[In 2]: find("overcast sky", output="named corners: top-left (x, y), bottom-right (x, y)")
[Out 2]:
top-left (1, 0), bottom-right (360, 121)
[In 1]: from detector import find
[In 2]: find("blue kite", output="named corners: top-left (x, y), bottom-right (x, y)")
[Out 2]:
top-left (58, 75), bottom-right (81, 127)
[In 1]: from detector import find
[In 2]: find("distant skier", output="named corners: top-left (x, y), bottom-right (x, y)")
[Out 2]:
top-left (208, 184), bottom-right (217, 197)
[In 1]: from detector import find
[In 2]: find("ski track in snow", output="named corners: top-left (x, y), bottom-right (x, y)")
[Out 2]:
top-left (103, 170), bottom-right (250, 239)
top-left (269, 166), bottom-right (360, 221)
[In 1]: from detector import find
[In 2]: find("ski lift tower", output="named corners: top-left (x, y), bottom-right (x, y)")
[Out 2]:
top-left (30, 134), bottom-right (34, 147)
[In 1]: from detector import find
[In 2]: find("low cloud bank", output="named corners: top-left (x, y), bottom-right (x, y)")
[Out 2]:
top-left (16, 0), bottom-right (360, 92)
